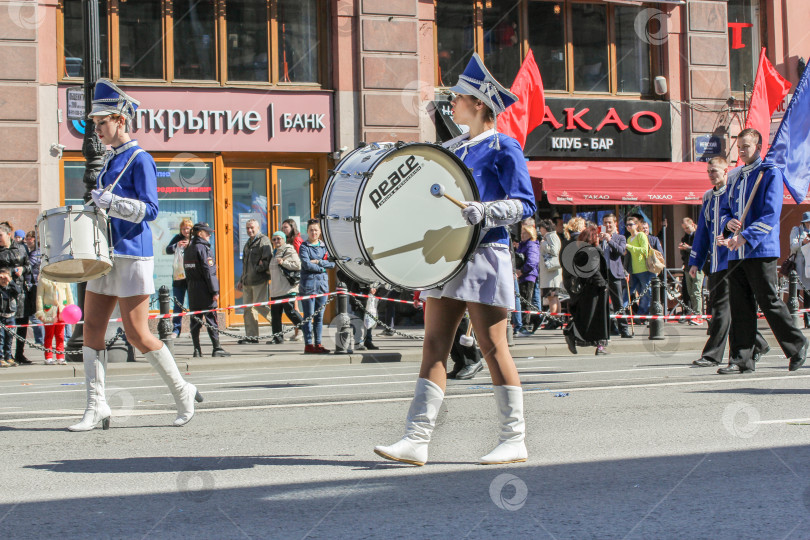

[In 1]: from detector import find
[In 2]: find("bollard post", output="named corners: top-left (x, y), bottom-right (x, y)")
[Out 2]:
top-left (333, 283), bottom-right (353, 354)
top-left (648, 276), bottom-right (665, 340)
top-left (789, 270), bottom-right (801, 329)
top-left (158, 285), bottom-right (174, 355)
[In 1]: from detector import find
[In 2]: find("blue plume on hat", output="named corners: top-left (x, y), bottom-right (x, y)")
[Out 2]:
top-left (449, 53), bottom-right (518, 149)
top-left (449, 53), bottom-right (518, 115)
top-left (88, 78), bottom-right (139, 120)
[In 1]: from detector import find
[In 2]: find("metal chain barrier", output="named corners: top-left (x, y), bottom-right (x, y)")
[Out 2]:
top-left (0, 319), bottom-right (125, 357)
top-left (515, 291), bottom-right (568, 326)
top-left (348, 294), bottom-right (424, 341)
top-left (173, 295), bottom-right (335, 344)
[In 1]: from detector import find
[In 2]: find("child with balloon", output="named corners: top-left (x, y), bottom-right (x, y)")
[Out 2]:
top-left (36, 276), bottom-right (78, 365)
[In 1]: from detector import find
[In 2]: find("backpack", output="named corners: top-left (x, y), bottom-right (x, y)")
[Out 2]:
top-left (646, 246), bottom-right (666, 274)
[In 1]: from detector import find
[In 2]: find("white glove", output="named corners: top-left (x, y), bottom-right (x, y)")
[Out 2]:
top-left (461, 200), bottom-right (525, 228)
top-left (91, 189), bottom-right (113, 209)
top-left (461, 201), bottom-right (485, 225)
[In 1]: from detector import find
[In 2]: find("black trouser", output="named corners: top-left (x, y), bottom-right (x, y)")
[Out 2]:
top-left (450, 317), bottom-right (481, 370)
top-left (518, 280), bottom-right (540, 328)
top-left (382, 290), bottom-right (400, 328)
top-left (728, 257), bottom-right (806, 369)
top-left (14, 316), bottom-right (27, 359)
top-left (702, 269), bottom-right (768, 364)
top-left (607, 275), bottom-right (629, 335)
top-left (270, 295), bottom-right (303, 342)
top-left (803, 289), bottom-right (810, 328)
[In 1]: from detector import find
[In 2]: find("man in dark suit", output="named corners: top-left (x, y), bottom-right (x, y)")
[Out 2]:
top-left (600, 214), bottom-right (632, 338)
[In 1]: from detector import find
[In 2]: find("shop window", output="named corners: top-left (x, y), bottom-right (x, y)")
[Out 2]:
top-left (527, 1), bottom-right (566, 91)
top-left (572, 3), bottom-right (608, 93)
top-left (119, 0), bottom-right (164, 79)
top-left (436, 1), bottom-right (653, 96)
top-left (63, 159), bottom-right (216, 304)
top-left (728, 0), bottom-right (760, 93)
top-left (61, 0), bottom-right (109, 79)
top-left (435, 0), bottom-right (475, 88)
top-left (173, 0), bottom-right (217, 81)
top-left (482, 0), bottom-right (521, 87)
top-left (277, 0), bottom-right (320, 83)
top-left (226, 0), bottom-right (269, 82)
top-left (614, 6), bottom-right (651, 94)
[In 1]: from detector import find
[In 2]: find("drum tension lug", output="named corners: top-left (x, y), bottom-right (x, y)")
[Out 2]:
top-left (342, 216), bottom-right (360, 223)
top-left (395, 141), bottom-right (406, 148)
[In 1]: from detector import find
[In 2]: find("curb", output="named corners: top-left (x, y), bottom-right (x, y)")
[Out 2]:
top-left (0, 332), bottom-right (764, 382)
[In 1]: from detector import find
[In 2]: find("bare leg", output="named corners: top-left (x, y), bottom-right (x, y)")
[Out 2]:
top-left (467, 302), bottom-right (521, 387)
top-left (418, 297), bottom-right (467, 391)
top-left (83, 292), bottom-right (119, 351)
top-left (118, 295), bottom-right (163, 353)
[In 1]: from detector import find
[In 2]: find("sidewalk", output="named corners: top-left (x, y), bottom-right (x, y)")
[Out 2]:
top-left (0, 321), bottom-right (789, 381)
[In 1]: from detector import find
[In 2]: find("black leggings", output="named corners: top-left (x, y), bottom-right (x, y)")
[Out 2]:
top-left (270, 295), bottom-right (304, 338)
top-left (518, 281), bottom-right (540, 328)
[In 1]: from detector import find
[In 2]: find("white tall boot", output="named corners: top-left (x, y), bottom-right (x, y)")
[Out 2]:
top-left (68, 347), bottom-right (111, 432)
top-left (374, 378), bottom-right (444, 466)
top-left (146, 344), bottom-right (203, 426)
top-left (480, 385), bottom-right (528, 464)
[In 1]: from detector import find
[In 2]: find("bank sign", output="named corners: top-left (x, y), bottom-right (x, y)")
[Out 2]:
top-left (57, 87), bottom-right (333, 153)
top-left (524, 98), bottom-right (671, 160)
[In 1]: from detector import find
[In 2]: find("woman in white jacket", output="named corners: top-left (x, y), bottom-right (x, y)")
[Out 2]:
top-left (267, 232), bottom-right (304, 344)
top-left (35, 276), bottom-right (73, 365)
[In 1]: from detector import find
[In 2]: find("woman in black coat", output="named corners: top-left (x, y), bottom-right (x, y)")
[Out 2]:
top-left (562, 225), bottom-right (610, 355)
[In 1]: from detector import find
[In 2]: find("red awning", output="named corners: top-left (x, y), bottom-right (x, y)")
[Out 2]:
top-left (528, 161), bottom-right (711, 205)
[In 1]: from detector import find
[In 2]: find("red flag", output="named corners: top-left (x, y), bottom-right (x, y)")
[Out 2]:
top-left (497, 50), bottom-right (545, 149)
top-left (739, 48), bottom-right (791, 162)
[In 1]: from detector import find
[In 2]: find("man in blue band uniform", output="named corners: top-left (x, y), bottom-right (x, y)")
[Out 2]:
top-left (718, 128), bottom-right (807, 374)
top-left (689, 156), bottom-right (769, 368)
top-left (184, 222), bottom-right (230, 358)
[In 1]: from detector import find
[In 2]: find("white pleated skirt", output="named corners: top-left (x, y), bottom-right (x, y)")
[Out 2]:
top-left (422, 244), bottom-right (515, 309)
top-left (87, 257), bottom-right (155, 297)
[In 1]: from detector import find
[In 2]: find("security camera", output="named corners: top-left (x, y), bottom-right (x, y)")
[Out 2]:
top-left (654, 76), bottom-right (668, 96)
top-left (50, 143), bottom-right (66, 158)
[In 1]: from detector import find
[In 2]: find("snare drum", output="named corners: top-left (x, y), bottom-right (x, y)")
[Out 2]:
top-left (320, 142), bottom-right (481, 290)
top-left (37, 205), bottom-right (113, 283)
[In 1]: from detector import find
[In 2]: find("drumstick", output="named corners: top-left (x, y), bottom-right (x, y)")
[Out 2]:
top-left (459, 313), bottom-right (475, 347)
top-left (430, 183), bottom-right (468, 209)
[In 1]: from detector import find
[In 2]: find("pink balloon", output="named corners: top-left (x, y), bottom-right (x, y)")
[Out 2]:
top-left (60, 304), bottom-right (82, 325)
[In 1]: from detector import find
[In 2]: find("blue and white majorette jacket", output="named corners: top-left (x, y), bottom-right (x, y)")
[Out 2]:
top-left (689, 185), bottom-right (729, 274)
top-left (445, 129), bottom-right (537, 245)
top-left (96, 140), bottom-right (159, 258)
top-left (719, 157), bottom-right (783, 260)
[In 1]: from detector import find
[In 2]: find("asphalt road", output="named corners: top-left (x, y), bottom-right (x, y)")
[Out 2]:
top-left (1, 349), bottom-right (810, 539)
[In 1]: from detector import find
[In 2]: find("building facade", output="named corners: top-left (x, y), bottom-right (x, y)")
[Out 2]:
top-left (0, 0), bottom-right (808, 324)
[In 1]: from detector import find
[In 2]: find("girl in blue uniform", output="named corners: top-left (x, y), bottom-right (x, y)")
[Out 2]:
top-left (69, 79), bottom-right (202, 431)
top-left (375, 54), bottom-right (536, 465)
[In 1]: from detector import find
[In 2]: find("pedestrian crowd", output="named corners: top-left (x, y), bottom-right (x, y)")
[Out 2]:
top-left (0, 224), bottom-right (76, 367)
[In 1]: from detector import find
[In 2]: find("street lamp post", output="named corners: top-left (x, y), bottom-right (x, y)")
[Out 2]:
top-left (66, 0), bottom-right (105, 360)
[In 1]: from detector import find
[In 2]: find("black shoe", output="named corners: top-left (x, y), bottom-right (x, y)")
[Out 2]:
top-left (380, 329), bottom-right (395, 336)
top-left (265, 338), bottom-right (284, 345)
top-left (789, 342), bottom-right (807, 372)
top-left (595, 346), bottom-right (608, 356)
top-left (456, 360), bottom-right (484, 380)
top-left (447, 366), bottom-right (462, 380)
top-left (237, 337), bottom-right (259, 344)
top-left (620, 332), bottom-right (634, 339)
top-left (192, 347), bottom-right (203, 358)
top-left (364, 342), bottom-right (380, 350)
top-left (693, 358), bottom-right (720, 367)
top-left (564, 332), bottom-right (577, 355)
top-left (15, 355), bottom-right (33, 365)
top-left (212, 347), bottom-right (231, 357)
top-left (717, 363), bottom-right (754, 374)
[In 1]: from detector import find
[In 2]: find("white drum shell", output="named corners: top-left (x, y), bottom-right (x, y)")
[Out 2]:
top-left (37, 205), bottom-right (113, 283)
top-left (321, 143), bottom-right (480, 290)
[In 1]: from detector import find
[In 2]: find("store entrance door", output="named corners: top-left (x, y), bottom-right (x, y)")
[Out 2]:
top-left (223, 164), bottom-right (314, 328)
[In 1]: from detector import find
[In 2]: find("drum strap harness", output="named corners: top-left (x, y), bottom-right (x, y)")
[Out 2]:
top-left (97, 148), bottom-right (147, 223)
